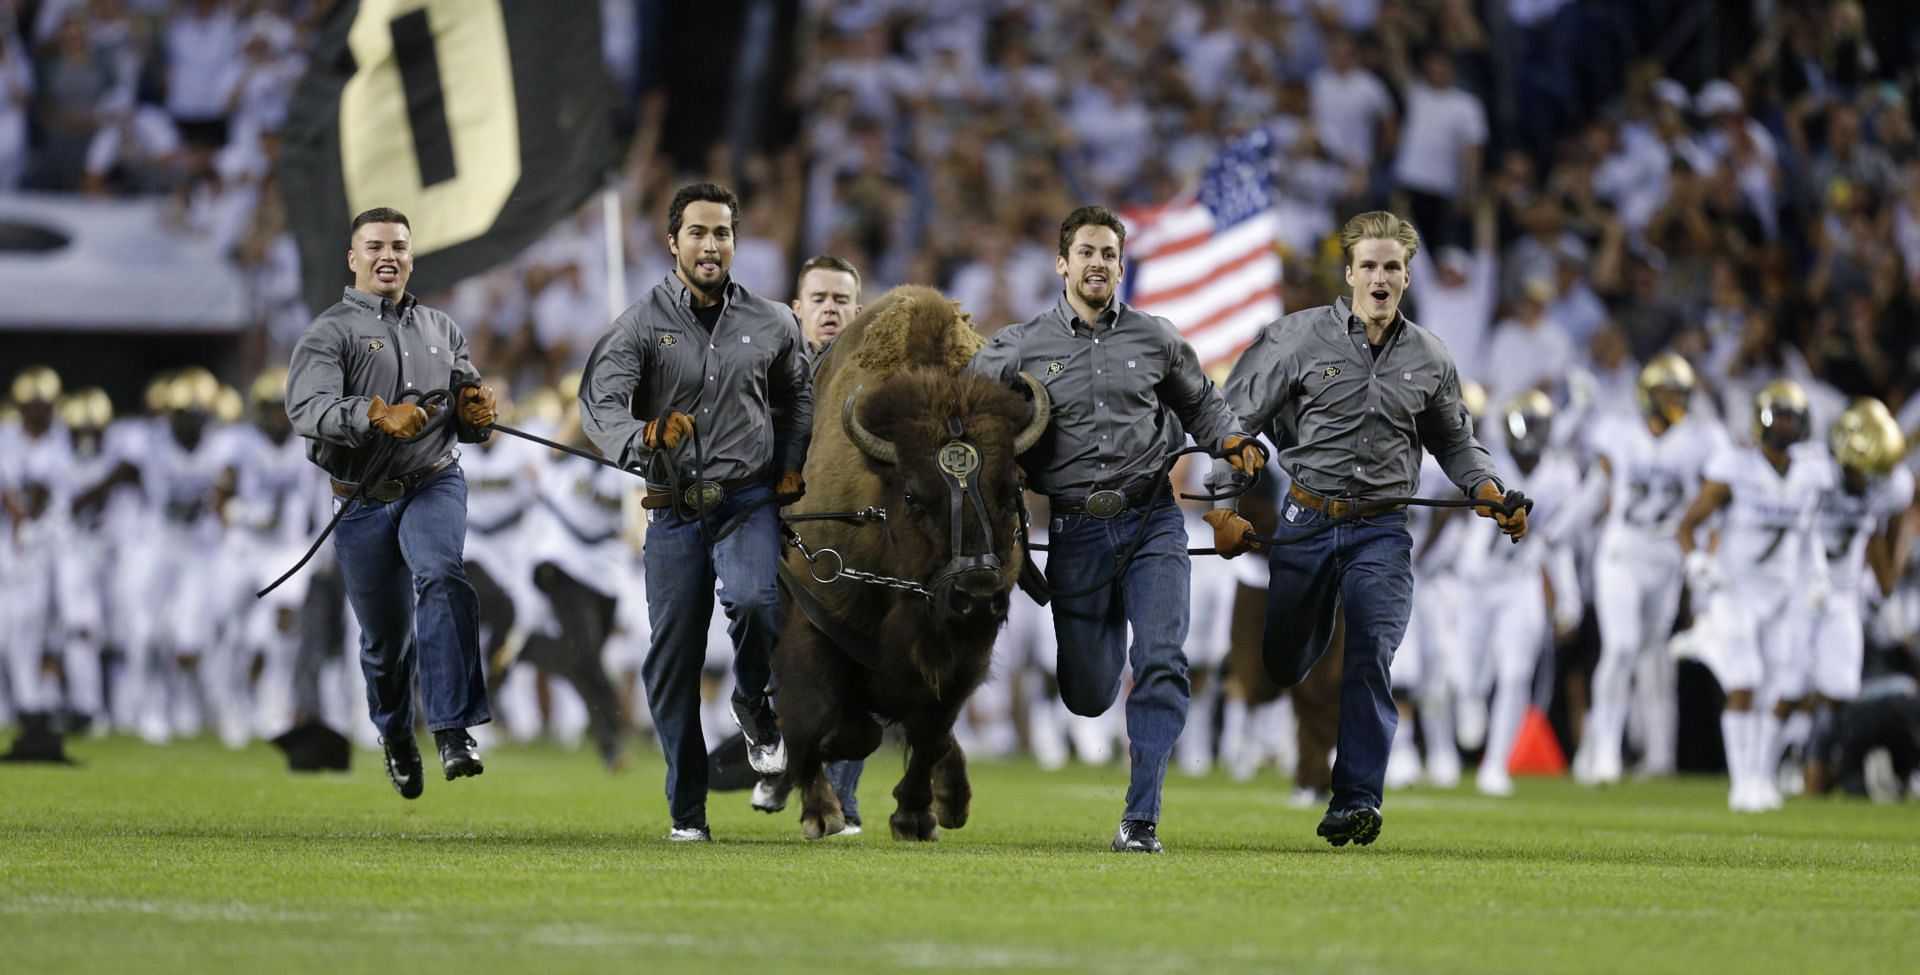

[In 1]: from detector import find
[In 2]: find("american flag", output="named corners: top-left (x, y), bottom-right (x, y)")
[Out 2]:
top-left (1121, 129), bottom-right (1284, 373)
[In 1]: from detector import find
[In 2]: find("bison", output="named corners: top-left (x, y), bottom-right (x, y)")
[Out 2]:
top-left (775, 285), bottom-right (1047, 840)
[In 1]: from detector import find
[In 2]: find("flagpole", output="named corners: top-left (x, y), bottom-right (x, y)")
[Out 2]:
top-left (602, 185), bottom-right (627, 321)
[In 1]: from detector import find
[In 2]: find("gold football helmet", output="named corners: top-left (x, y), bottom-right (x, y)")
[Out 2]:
top-left (166, 366), bottom-right (221, 413)
top-left (215, 385), bottom-right (244, 423)
top-left (59, 388), bottom-right (114, 430)
top-left (514, 387), bottom-right (564, 427)
top-left (1504, 390), bottom-right (1555, 459)
top-left (1635, 353), bottom-right (1695, 425)
top-left (1461, 379), bottom-right (1488, 421)
top-left (250, 367), bottom-right (289, 405)
top-left (10, 364), bottom-right (62, 405)
top-left (1752, 378), bottom-right (1810, 449)
top-left (1830, 397), bottom-right (1906, 476)
top-left (144, 371), bottom-right (177, 413)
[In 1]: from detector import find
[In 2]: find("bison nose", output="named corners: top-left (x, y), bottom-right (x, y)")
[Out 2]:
top-left (945, 569), bottom-right (1007, 622)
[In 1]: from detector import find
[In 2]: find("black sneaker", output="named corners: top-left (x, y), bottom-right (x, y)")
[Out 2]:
top-left (731, 698), bottom-right (787, 775)
top-left (433, 728), bottom-right (484, 780)
top-left (1111, 819), bottom-right (1163, 853)
top-left (381, 736), bottom-right (424, 799)
top-left (1316, 806), bottom-right (1383, 847)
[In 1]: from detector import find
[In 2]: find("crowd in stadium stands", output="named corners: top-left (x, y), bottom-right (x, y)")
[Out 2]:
top-left (4, 0), bottom-right (1920, 805)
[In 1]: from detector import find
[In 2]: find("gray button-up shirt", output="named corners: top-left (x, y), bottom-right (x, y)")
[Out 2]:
top-left (579, 276), bottom-right (812, 487)
top-left (286, 287), bottom-right (483, 484)
top-left (970, 294), bottom-right (1244, 498)
top-left (1213, 298), bottom-right (1500, 499)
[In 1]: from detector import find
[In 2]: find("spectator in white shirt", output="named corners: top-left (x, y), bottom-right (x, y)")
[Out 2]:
top-left (1483, 276), bottom-right (1573, 405)
top-left (1309, 33), bottom-right (1396, 173)
top-left (1409, 197), bottom-right (1499, 382)
top-left (1391, 49), bottom-right (1488, 251)
top-left (164, 0), bottom-right (244, 146)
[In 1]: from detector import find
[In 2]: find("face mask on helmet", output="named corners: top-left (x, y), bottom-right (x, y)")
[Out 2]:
top-left (1753, 380), bottom-right (1810, 451)
top-left (1503, 391), bottom-right (1553, 461)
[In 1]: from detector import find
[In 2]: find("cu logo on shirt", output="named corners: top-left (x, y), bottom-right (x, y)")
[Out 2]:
top-left (660, 334), bottom-right (676, 349)
top-left (1047, 361), bottom-right (1063, 375)
top-left (1324, 366), bottom-right (1339, 378)
top-left (368, 339), bottom-right (384, 352)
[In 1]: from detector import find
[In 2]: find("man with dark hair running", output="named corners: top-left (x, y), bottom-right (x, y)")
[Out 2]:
top-left (579, 183), bottom-right (814, 842)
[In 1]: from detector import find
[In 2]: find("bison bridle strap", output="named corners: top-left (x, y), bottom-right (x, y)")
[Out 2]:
top-left (926, 416), bottom-right (1002, 595)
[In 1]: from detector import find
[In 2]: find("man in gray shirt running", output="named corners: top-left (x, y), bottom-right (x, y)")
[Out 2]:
top-left (1211, 210), bottom-right (1528, 847)
top-left (579, 182), bottom-right (813, 842)
top-left (972, 205), bottom-right (1265, 853)
top-left (285, 206), bottom-right (499, 799)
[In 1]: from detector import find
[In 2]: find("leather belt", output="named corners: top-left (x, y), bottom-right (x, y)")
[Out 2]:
top-left (1286, 481), bottom-right (1403, 519)
top-left (642, 476), bottom-right (762, 511)
top-left (1053, 477), bottom-right (1167, 518)
top-left (332, 456), bottom-right (452, 502)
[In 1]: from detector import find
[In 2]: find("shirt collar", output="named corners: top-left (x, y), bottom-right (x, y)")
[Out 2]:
top-left (1053, 292), bottom-right (1122, 335)
top-left (669, 272), bottom-right (738, 313)
top-left (1334, 296), bottom-right (1410, 342)
top-left (342, 287), bottom-right (416, 321)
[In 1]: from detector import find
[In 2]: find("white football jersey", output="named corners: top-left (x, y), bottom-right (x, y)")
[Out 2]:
top-left (224, 425), bottom-right (317, 544)
top-left (1468, 446), bottom-right (1584, 578)
top-left (1818, 464), bottom-right (1914, 595)
top-left (9, 425), bottom-right (73, 524)
top-left (463, 437), bottom-right (541, 536)
top-left (535, 455), bottom-right (630, 596)
top-left (1706, 441), bottom-right (1834, 586)
top-left (142, 422), bottom-right (236, 531)
top-left (1587, 412), bottom-right (1728, 542)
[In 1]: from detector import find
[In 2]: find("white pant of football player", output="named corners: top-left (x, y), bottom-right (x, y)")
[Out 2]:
top-left (1464, 566), bottom-right (1555, 796)
top-left (4, 534), bottom-right (59, 718)
top-left (1386, 572), bottom-right (1465, 789)
top-left (1580, 539), bottom-right (1685, 785)
top-left (1175, 544), bottom-right (1236, 776)
top-left (1694, 570), bottom-right (1809, 811)
top-left (52, 532), bottom-right (112, 728)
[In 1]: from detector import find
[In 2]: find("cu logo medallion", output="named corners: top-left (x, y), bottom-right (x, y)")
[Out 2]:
top-left (937, 440), bottom-right (980, 478)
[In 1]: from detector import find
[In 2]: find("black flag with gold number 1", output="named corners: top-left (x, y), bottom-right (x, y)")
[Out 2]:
top-left (282, 0), bottom-right (615, 316)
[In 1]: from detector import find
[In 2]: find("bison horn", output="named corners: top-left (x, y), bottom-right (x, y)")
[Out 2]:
top-left (1012, 371), bottom-right (1050, 455)
top-left (842, 386), bottom-right (898, 466)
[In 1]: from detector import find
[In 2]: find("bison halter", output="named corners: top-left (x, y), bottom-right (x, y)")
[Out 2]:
top-left (925, 416), bottom-right (1004, 596)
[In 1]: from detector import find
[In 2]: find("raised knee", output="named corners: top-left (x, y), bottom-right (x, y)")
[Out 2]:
top-left (1058, 684), bottom-right (1112, 718)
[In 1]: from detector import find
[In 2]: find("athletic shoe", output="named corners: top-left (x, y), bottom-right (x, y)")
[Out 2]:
top-left (1476, 768), bottom-right (1514, 797)
top-left (1316, 806), bottom-right (1383, 847)
top-left (834, 823), bottom-right (863, 837)
top-left (731, 698), bottom-right (787, 776)
top-left (381, 736), bottom-right (424, 799)
top-left (433, 728), bottom-right (484, 780)
top-left (668, 823), bottom-right (712, 842)
top-left (1864, 748), bottom-right (1900, 803)
top-left (1111, 819), bottom-right (1163, 853)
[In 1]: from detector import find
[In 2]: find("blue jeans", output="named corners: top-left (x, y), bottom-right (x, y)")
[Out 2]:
top-left (1262, 502), bottom-right (1414, 814)
top-left (333, 465), bottom-right (490, 741)
top-left (1046, 495), bottom-right (1191, 823)
top-left (643, 483), bottom-right (782, 827)
top-left (825, 760), bottom-right (862, 824)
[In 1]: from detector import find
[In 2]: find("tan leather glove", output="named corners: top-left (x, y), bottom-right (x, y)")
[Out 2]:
top-left (643, 411), bottom-right (694, 450)
top-left (1476, 480), bottom-right (1528, 542)
top-left (458, 384), bottom-right (497, 428)
top-left (1202, 509), bottom-right (1261, 559)
top-left (775, 469), bottom-right (805, 497)
top-left (367, 395), bottom-right (434, 439)
top-left (1222, 435), bottom-right (1268, 477)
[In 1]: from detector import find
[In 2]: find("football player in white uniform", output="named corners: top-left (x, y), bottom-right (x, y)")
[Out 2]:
top-left (215, 370), bottom-right (321, 743)
top-left (1676, 380), bottom-right (1833, 811)
top-left (1467, 392), bottom-right (1585, 795)
top-left (1576, 354), bottom-right (1729, 785)
top-left (1805, 398), bottom-right (1913, 791)
top-left (3, 366), bottom-right (70, 728)
top-left (52, 388), bottom-right (124, 733)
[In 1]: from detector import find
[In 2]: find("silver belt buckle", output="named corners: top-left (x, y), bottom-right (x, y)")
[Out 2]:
top-left (1084, 489), bottom-right (1127, 519)
top-left (683, 480), bottom-right (725, 514)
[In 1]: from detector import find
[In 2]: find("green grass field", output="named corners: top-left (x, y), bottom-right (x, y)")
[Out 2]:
top-left (3, 736), bottom-right (1917, 975)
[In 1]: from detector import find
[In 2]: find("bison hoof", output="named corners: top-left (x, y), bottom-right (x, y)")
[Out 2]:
top-left (889, 809), bottom-right (939, 842)
top-left (801, 807), bottom-right (848, 841)
top-left (932, 793), bottom-right (970, 830)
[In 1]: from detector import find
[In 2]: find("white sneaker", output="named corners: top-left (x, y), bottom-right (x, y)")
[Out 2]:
top-left (668, 825), bottom-right (712, 842)
top-left (1864, 748), bottom-right (1900, 803)
top-left (1476, 769), bottom-right (1513, 797)
top-left (1425, 751), bottom-right (1462, 789)
top-left (750, 776), bottom-right (786, 813)
top-left (1286, 787), bottom-right (1330, 809)
top-left (832, 823), bottom-right (862, 837)
top-left (1385, 743), bottom-right (1420, 790)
